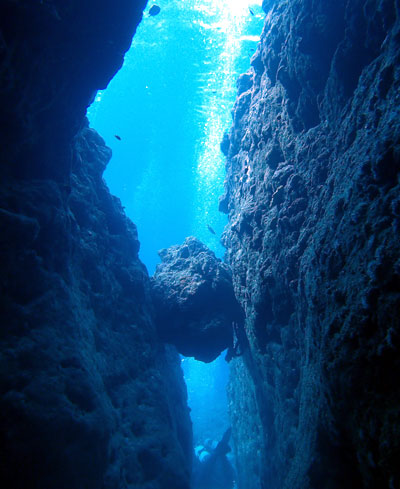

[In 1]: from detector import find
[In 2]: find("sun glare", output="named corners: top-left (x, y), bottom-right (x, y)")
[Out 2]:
top-left (192, 0), bottom-right (263, 243)
top-left (228, 0), bottom-right (263, 14)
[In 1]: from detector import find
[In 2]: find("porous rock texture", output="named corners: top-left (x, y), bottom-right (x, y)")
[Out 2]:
top-left (152, 237), bottom-right (244, 363)
top-left (0, 2), bottom-right (192, 489)
top-left (221, 1), bottom-right (400, 488)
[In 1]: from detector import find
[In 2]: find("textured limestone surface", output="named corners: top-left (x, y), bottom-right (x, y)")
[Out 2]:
top-left (221, 1), bottom-right (400, 488)
top-left (0, 2), bottom-right (193, 488)
top-left (152, 237), bottom-right (244, 362)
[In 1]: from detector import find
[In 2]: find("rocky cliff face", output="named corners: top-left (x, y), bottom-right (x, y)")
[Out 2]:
top-left (222, 1), bottom-right (400, 488)
top-left (0, 2), bottom-right (192, 488)
top-left (0, 0), bottom-right (145, 180)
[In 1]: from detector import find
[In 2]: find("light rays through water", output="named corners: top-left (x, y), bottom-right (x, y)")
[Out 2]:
top-left (191, 0), bottom-right (262, 248)
top-left (88, 0), bottom-right (264, 271)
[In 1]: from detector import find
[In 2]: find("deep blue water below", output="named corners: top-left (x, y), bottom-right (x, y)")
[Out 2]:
top-left (181, 351), bottom-right (230, 446)
top-left (88, 0), bottom-right (264, 462)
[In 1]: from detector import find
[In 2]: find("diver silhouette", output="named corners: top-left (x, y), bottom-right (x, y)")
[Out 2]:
top-left (225, 321), bottom-right (248, 362)
top-left (192, 428), bottom-right (235, 489)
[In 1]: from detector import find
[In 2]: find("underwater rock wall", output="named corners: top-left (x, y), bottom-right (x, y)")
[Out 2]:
top-left (222, 1), bottom-right (400, 488)
top-left (0, 2), bottom-right (192, 488)
top-left (0, 0), bottom-right (146, 180)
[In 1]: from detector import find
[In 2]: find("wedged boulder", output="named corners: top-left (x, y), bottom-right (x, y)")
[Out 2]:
top-left (152, 237), bottom-right (244, 362)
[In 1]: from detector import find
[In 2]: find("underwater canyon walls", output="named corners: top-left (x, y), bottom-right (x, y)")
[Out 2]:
top-left (222, 1), bottom-right (400, 488)
top-left (0, 2), bottom-right (192, 488)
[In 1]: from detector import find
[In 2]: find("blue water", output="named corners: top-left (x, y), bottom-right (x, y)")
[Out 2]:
top-left (88, 0), bottom-right (264, 459)
top-left (88, 0), bottom-right (264, 274)
top-left (181, 352), bottom-right (230, 445)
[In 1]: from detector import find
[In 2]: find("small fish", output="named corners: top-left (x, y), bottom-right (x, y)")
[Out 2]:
top-left (114, 135), bottom-right (121, 141)
top-left (207, 224), bottom-right (216, 235)
top-left (249, 7), bottom-right (255, 15)
top-left (149, 4), bottom-right (161, 16)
